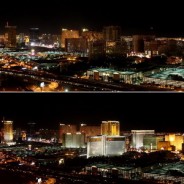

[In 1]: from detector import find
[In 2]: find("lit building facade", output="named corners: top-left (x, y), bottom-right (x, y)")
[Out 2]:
top-left (121, 36), bottom-right (133, 53)
top-left (87, 135), bottom-right (126, 158)
top-left (142, 133), bottom-right (184, 151)
top-left (59, 124), bottom-right (77, 143)
top-left (40, 34), bottom-right (60, 47)
top-left (132, 35), bottom-right (155, 53)
top-left (87, 68), bottom-right (143, 84)
top-left (144, 40), bottom-right (159, 56)
top-left (16, 33), bottom-right (25, 45)
top-left (101, 121), bottom-right (120, 136)
top-left (81, 31), bottom-right (103, 42)
top-left (157, 141), bottom-right (171, 150)
top-left (143, 135), bottom-right (164, 150)
top-left (106, 136), bottom-right (126, 155)
top-left (61, 29), bottom-right (79, 48)
top-left (131, 130), bottom-right (155, 149)
top-left (22, 131), bottom-right (26, 141)
top-left (80, 124), bottom-right (101, 142)
top-left (105, 40), bottom-right (128, 54)
top-left (5, 26), bottom-right (17, 48)
top-left (62, 133), bottom-right (85, 148)
top-left (165, 134), bottom-right (184, 151)
top-left (103, 26), bottom-right (122, 54)
top-left (0, 35), bottom-right (5, 47)
top-left (3, 121), bottom-right (13, 142)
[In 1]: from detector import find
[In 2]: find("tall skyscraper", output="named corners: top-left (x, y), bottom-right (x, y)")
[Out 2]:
top-left (59, 124), bottom-right (77, 143)
top-left (132, 35), bottom-right (146, 53)
top-left (3, 120), bottom-right (13, 142)
top-left (80, 124), bottom-right (101, 142)
top-left (27, 122), bottom-right (36, 138)
top-left (133, 35), bottom-right (155, 53)
top-left (4, 24), bottom-right (17, 48)
top-left (62, 133), bottom-right (85, 148)
top-left (29, 28), bottom-right (40, 44)
top-left (101, 121), bottom-right (120, 136)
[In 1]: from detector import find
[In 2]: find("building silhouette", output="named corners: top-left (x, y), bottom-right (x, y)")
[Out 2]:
top-left (27, 122), bottom-right (36, 138)
top-left (103, 26), bottom-right (121, 41)
top-left (5, 24), bottom-right (17, 48)
top-left (29, 28), bottom-right (40, 44)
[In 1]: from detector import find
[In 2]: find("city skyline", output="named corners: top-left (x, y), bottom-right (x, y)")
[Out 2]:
top-left (0, 1), bottom-right (184, 182)
top-left (0, 0), bottom-right (183, 36)
top-left (0, 93), bottom-right (183, 132)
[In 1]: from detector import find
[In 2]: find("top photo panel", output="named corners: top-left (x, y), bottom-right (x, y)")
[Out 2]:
top-left (0, 1), bottom-right (183, 92)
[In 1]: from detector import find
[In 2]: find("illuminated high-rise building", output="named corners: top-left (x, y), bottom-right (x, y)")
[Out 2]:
top-left (61, 29), bottom-right (79, 48)
top-left (62, 132), bottom-right (85, 148)
top-left (101, 121), bottom-right (120, 136)
top-left (143, 134), bottom-right (164, 150)
top-left (87, 135), bottom-right (126, 158)
top-left (29, 28), bottom-right (40, 44)
top-left (3, 120), bottom-right (13, 142)
top-left (131, 130), bottom-right (155, 149)
top-left (5, 24), bottom-right (17, 48)
top-left (27, 122), bottom-right (36, 138)
top-left (59, 124), bottom-right (77, 143)
top-left (17, 33), bottom-right (25, 45)
top-left (165, 134), bottom-right (184, 151)
top-left (80, 124), bottom-right (101, 142)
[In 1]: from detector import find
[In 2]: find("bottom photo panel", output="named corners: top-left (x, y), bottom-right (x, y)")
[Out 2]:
top-left (0, 93), bottom-right (184, 184)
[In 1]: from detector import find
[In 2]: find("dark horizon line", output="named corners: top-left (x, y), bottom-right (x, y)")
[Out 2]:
top-left (1, 23), bottom-right (184, 38)
top-left (1, 120), bottom-right (183, 134)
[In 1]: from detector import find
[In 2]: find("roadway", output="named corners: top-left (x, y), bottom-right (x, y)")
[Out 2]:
top-left (0, 68), bottom-right (178, 92)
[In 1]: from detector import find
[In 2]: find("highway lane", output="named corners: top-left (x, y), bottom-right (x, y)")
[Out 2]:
top-left (0, 69), bottom-right (176, 92)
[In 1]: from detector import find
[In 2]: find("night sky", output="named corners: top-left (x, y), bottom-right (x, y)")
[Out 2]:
top-left (0, 93), bottom-right (183, 133)
top-left (0, 0), bottom-right (183, 36)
